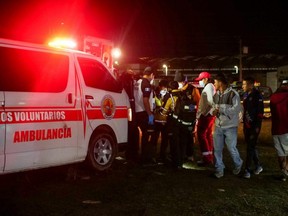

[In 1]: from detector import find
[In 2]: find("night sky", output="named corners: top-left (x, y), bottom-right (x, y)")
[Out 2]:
top-left (1, 0), bottom-right (288, 58)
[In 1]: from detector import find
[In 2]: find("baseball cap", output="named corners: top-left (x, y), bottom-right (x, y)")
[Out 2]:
top-left (143, 66), bottom-right (154, 75)
top-left (195, 72), bottom-right (211, 81)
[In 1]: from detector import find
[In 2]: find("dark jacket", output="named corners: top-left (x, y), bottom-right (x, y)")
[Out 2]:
top-left (243, 88), bottom-right (264, 130)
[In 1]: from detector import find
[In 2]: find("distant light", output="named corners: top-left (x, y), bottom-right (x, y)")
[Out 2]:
top-left (163, 64), bottom-right (168, 76)
top-left (233, 65), bottom-right (238, 74)
top-left (111, 48), bottom-right (121, 59)
top-left (48, 38), bottom-right (77, 49)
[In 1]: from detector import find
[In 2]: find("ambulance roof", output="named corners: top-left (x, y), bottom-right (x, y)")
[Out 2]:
top-left (0, 38), bottom-right (92, 56)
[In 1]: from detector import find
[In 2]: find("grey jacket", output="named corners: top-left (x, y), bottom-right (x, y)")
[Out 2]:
top-left (212, 87), bottom-right (242, 128)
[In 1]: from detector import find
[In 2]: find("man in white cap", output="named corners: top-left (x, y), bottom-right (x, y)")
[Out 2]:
top-left (195, 72), bottom-right (216, 166)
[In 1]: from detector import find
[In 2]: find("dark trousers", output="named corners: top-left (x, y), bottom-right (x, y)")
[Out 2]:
top-left (244, 127), bottom-right (261, 171)
top-left (125, 120), bottom-right (140, 162)
top-left (172, 123), bottom-right (194, 167)
top-left (170, 118), bottom-right (193, 167)
top-left (151, 122), bottom-right (168, 160)
top-left (181, 124), bottom-right (194, 160)
top-left (135, 111), bottom-right (154, 163)
top-left (170, 119), bottom-right (181, 167)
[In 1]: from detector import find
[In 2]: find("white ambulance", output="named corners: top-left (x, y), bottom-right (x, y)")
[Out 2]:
top-left (0, 38), bottom-right (131, 174)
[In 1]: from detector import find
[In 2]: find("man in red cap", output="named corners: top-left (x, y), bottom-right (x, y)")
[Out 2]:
top-left (195, 72), bottom-right (216, 166)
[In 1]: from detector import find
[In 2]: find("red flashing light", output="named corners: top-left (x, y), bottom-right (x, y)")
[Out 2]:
top-left (48, 38), bottom-right (77, 49)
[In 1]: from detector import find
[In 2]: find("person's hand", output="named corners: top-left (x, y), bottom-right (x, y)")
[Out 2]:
top-left (212, 108), bottom-right (219, 117)
top-left (148, 114), bottom-right (154, 125)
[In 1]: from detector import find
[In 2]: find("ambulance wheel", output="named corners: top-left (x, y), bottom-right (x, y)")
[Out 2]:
top-left (87, 131), bottom-right (117, 171)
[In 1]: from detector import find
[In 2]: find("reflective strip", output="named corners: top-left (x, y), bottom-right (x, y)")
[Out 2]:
top-left (172, 114), bottom-right (178, 119)
top-left (159, 112), bottom-right (168, 117)
top-left (181, 121), bottom-right (193, 126)
top-left (202, 151), bottom-right (213, 156)
top-left (161, 107), bottom-right (168, 112)
top-left (155, 120), bottom-right (166, 123)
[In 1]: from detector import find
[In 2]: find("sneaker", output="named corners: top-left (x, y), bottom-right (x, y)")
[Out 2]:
top-left (243, 170), bottom-right (251, 179)
top-left (281, 169), bottom-right (288, 176)
top-left (254, 166), bottom-right (263, 175)
top-left (214, 171), bottom-right (224, 179)
top-left (278, 169), bottom-right (288, 181)
top-left (280, 174), bottom-right (287, 182)
top-left (233, 161), bottom-right (243, 175)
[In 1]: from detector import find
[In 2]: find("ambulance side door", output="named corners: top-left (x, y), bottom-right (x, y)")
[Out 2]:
top-left (0, 92), bottom-right (4, 172)
top-left (76, 55), bottom-right (128, 145)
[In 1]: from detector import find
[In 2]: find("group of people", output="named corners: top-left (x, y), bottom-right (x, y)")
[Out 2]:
top-left (194, 72), bottom-right (263, 179)
top-left (122, 66), bottom-right (288, 180)
top-left (127, 67), bottom-right (200, 169)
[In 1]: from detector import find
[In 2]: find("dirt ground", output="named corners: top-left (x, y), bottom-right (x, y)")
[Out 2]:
top-left (1, 119), bottom-right (288, 216)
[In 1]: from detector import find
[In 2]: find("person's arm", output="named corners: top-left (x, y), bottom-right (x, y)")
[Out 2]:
top-left (202, 83), bottom-right (215, 115)
top-left (221, 93), bottom-right (241, 119)
top-left (254, 92), bottom-right (264, 132)
top-left (192, 88), bottom-right (201, 106)
top-left (140, 79), bottom-right (154, 124)
top-left (143, 97), bottom-right (153, 116)
top-left (161, 98), bottom-right (172, 115)
top-left (206, 83), bottom-right (215, 106)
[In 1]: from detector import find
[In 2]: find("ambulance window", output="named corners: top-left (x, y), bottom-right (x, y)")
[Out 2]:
top-left (0, 47), bottom-right (69, 92)
top-left (78, 57), bottom-right (122, 93)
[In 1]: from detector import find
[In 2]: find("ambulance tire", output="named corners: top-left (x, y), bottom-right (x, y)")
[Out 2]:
top-left (87, 130), bottom-right (117, 171)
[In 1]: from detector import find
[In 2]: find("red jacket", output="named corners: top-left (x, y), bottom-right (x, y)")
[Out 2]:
top-left (270, 86), bottom-right (288, 135)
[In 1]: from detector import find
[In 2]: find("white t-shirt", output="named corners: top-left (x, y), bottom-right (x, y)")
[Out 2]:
top-left (134, 78), bottom-right (154, 113)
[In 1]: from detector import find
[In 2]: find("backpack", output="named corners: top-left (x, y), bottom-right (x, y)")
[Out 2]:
top-left (174, 90), bottom-right (197, 126)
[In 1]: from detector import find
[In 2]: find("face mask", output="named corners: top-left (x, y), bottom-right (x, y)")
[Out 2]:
top-left (199, 80), bottom-right (205, 87)
top-left (160, 89), bottom-right (167, 97)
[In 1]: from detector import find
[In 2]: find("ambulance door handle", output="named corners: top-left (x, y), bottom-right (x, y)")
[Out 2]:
top-left (85, 95), bottom-right (94, 100)
top-left (67, 93), bottom-right (73, 104)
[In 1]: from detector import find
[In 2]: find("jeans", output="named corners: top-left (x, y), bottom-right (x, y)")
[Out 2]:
top-left (214, 126), bottom-right (243, 173)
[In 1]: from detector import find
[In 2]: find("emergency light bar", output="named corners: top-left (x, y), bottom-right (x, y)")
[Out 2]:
top-left (48, 38), bottom-right (77, 49)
